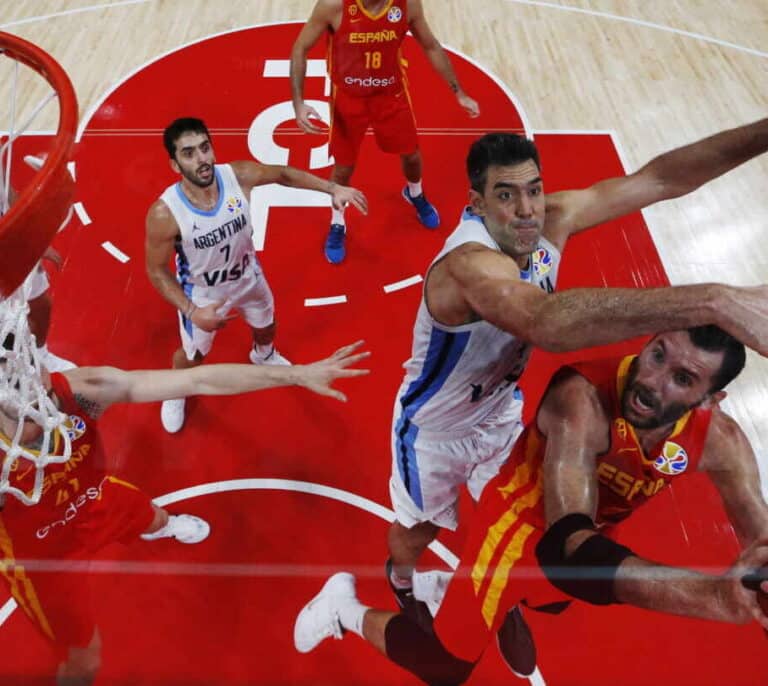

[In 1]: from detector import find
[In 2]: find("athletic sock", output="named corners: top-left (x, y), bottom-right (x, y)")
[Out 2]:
top-left (331, 206), bottom-right (346, 225)
top-left (337, 599), bottom-right (369, 639)
top-left (390, 568), bottom-right (413, 590)
top-left (407, 180), bottom-right (423, 197)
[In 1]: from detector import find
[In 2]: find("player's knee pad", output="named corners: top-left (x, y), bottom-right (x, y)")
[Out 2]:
top-left (385, 613), bottom-right (475, 685)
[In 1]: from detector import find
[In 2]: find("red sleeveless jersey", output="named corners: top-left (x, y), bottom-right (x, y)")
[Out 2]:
top-left (498, 355), bottom-right (712, 529)
top-left (329, 0), bottom-right (409, 96)
top-left (0, 373), bottom-right (150, 558)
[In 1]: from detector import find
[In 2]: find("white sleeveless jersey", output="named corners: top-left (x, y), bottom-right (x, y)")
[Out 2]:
top-left (394, 209), bottom-right (562, 435)
top-left (159, 164), bottom-right (261, 291)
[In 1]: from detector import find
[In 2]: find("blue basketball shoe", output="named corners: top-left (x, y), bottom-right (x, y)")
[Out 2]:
top-left (402, 186), bottom-right (440, 229)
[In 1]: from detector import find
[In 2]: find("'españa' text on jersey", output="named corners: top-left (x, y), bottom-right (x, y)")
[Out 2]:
top-left (330, 0), bottom-right (409, 96)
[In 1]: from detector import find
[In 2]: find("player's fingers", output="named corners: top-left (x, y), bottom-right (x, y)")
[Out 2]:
top-left (338, 352), bottom-right (372, 368)
top-left (298, 119), bottom-right (320, 134)
top-left (352, 193), bottom-right (369, 214)
top-left (338, 368), bottom-right (370, 377)
top-left (329, 389), bottom-right (347, 402)
top-left (334, 340), bottom-right (366, 357)
top-left (350, 197), bottom-right (368, 215)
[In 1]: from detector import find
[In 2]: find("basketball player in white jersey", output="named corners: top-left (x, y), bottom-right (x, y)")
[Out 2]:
top-left (388, 120), bottom-right (768, 674)
top-left (146, 117), bottom-right (367, 433)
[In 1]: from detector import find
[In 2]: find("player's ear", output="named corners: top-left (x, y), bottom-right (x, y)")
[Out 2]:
top-left (169, 157), bottom-right (180, 174)
top-left (469, 188), bottom-right (486, 216)
top-left (702, 390), bottom-right (727, 408)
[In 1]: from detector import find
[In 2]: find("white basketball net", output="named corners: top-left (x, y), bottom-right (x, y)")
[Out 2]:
top-left (0, 278), bottom-right (72, 506)
top-left (0, 52), bottom-right (72, 506)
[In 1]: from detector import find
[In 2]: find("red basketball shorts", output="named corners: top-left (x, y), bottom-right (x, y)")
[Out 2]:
top-left (433, 469), bottom-right (568, 663)
top-left (329, 85), bottom-right (418, 166)
top-left (0, 476), bottom-right (155, 655)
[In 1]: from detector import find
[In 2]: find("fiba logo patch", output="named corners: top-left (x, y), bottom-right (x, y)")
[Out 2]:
top-left (653, 441), bottom-right (689, 476)
top-left (532, 248), bottom-right (552, 277)
top-left (388, 6), bottom-right (403, 22)
top-left (226, 197), bottom-right (242, 213)
top-left (63, 414), bottom-right (87, 441)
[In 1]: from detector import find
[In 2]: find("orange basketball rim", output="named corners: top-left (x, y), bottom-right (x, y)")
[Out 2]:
top-left (0, 31), bottom-right (78, 297)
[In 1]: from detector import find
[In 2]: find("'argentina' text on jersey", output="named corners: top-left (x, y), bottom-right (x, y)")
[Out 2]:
top-left (192, 213), bottom-right (248, 250)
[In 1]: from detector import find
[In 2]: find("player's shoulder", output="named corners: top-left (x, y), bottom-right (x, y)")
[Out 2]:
top-left (706, 406), bottom-right (748, 447)
top-left (145, 197), bottom-right (179, 234)
top-left (443, 241), bottom-right (518, 277)
top-left (314, 0), bottom-right (344, 19)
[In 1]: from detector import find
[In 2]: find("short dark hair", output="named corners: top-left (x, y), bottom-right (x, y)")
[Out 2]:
top-left (687, 325), bottom-right (746, 392)
top-left (466, 133), bottom-right (541, 194)
top-left (163, 117), bottom-right (211, 159)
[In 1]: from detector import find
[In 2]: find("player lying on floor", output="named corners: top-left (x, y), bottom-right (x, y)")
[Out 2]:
top-left (294, 326), bottom-right (768, 684)
top-left (0, 339), bottom-right (368, 686)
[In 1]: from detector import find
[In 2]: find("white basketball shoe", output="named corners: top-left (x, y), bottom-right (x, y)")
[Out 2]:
top-left (294, 572), bottom-right (357, 653)
top-left (141, 514), bottom-right (210, 544)
top-left (249, 346), bottom-right (291, 366)
top-left (161, 398), bottom-right (185, 433)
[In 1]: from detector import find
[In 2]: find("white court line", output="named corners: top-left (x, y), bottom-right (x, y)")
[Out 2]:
top-left (0, 598), bottom-right (17, 628)
top-left (101, 241), bottom-right (129, 263)
top-left (73, 202), bottom-right (91, 225)
top-left (67, 161), bottom-right (76, 180)
top-left (384, 275), bottom-right (423, 293)
top-left (304, 295), bottom-right (348, 307)
top-left (505, 0), bottom-right (768, 59)
top-left (153, 478), bottom-right (460, 568)
top-left (0, 0), bottom-right (152, 29)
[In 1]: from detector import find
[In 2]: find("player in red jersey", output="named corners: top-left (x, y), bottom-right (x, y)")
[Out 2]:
top-left (295, 327), bottom-right (768, 684)
top-left (0, 339), bottom-right (368, 685)
top-left (291, 0), bottom-right (480, 263)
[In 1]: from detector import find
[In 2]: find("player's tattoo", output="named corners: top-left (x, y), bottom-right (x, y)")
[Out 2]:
top-left (74, 393), bottom-right (104, 418)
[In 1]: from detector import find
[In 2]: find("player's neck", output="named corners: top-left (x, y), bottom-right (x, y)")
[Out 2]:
top-left (181, 177), bottom-right (219, 211)
top-left (362, 0), bottom-right (390, 13)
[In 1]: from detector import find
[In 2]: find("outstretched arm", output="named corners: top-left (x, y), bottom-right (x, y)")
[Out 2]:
top-left (408, 0), bottom-right (479, 117)
top-left (290, 0), bottom-right (341, 134)
top-left (63, 341), bottom-right (370, 412)
top-left (543, 117), bottom-right (768, 251)
top-left (536, 370), bottom-right (768, 629)
top-left (231, 161), bottom-right (367, 214)
top-left (444, 244), bottom-right (768, 356)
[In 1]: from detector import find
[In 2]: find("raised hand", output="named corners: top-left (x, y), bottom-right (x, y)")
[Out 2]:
top-left (295, 340), bottom-right (371, 402)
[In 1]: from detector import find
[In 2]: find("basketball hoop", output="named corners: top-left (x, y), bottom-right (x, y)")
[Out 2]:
top-left (0, 33), bottom-right (77, 506)
top-left (0, 31), bottom-right (78, 296)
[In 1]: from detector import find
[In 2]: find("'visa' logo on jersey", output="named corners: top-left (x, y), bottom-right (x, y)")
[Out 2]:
top-left (203, 253), bottom-right (251, 286)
